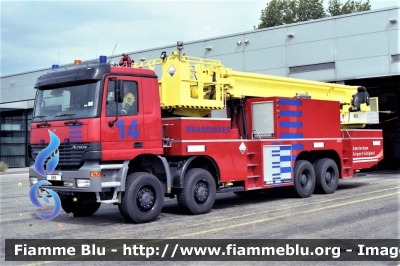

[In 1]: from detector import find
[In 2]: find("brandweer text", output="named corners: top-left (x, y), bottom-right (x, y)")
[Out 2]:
top-left (186, 126), bottom-right (231, 134)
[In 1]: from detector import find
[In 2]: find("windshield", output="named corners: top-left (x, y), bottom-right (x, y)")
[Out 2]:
top-left (33, 81), bottom-right (101, 122)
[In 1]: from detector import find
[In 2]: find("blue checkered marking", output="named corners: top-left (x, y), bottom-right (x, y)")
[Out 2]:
top-left (263, 145), bottom-right (293, 185)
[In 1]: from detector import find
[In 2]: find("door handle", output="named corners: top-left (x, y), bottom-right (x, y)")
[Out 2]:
top-left (134, 142), bottom-right (143, 148)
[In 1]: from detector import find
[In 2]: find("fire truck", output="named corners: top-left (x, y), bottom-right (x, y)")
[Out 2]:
top-left (29, 42), bottom-right (383, 223)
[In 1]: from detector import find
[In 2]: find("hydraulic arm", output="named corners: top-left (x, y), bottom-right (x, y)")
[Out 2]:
top-left (133, 46), bottom-right (377, 128)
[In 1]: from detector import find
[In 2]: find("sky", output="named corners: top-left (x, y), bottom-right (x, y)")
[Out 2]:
top-left (1, 0), bottom-right (400, 77)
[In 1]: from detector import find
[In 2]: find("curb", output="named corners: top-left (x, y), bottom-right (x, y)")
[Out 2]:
top-left (0, 171), bottom-right (29, 175)
top-left (0, 168), bottom-right (30, 176)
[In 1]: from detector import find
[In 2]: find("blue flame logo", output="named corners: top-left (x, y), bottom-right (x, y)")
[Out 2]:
top-left (34, 130), bottom-right (60, 177)
top-left (30, 130), bottom-right (62, 220)
top-left (29, 180), bottom-right (61, 220)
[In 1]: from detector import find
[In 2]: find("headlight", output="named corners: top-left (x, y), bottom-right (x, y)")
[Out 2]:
top-left (29, 177), bottom-right (38, 185)
top-left (76, 179), bottom-right (90, 188)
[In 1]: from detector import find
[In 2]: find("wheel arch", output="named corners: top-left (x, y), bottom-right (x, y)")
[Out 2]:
top-left (124, 154), bottom-right (170, 193)
top-left (172, 156), bottom-right (220, 190)
top-left (296, 150), bottom-right (342, 179)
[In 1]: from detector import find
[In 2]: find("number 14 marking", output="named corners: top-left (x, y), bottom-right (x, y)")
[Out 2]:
top-left (115, 120), bottom-right (140, 140)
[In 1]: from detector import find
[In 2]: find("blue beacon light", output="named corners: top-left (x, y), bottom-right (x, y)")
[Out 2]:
top-left (99, 55), bottom-right (107, 64)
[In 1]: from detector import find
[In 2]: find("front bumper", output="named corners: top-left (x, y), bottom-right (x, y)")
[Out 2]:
top-left (29, 161), bottom-right (129, 193)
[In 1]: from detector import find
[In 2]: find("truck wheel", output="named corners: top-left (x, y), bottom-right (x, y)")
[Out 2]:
top-left (293, 160), bottom-right (315, 198)
top-left (177, 168), bottom-right (216, 215)
top-left (119, 172), bottom-right (164, 223)
top-left (61, 194), bottom-right (101, 217)
top-left (315, 158), bottom-right (339, 194)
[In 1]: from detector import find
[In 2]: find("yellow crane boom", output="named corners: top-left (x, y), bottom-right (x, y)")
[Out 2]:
top-left (133, 49), bottom-right (378, 128)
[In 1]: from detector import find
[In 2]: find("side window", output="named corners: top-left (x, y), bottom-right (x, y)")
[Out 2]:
top-left (120, 81), bottom-right (138, 116)
top-left (106, 81), bottom-right (116, 117)
top-left (106, 80), bottom-right (138, 117)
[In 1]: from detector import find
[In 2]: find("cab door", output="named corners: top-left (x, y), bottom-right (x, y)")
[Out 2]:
top-left (101, 76), bottom-right (144, 160)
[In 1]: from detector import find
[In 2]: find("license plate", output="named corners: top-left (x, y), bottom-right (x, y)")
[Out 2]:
top-left (47, 174), bottom-right (62, 181)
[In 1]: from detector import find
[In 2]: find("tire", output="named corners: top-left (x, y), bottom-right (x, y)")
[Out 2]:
top-left (177, 168), bottom-right (216, 215)
top-left (119, 172), bottom-right (164, 223)
top-left (314, 158), bottom-right (339, 194)
top-left (61, 194), bottom-right (101, 217)
top-left (293, 160), bottom-right (316, 198)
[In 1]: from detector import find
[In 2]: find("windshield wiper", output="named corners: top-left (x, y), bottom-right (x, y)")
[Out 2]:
top-left (34, 116), bottom-right (51, 128)
top-left (55, 114), bottom-right (82, 126)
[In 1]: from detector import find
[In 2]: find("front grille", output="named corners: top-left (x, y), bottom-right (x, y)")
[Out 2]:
top-left (31, 143), bottom-right (90, 170)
